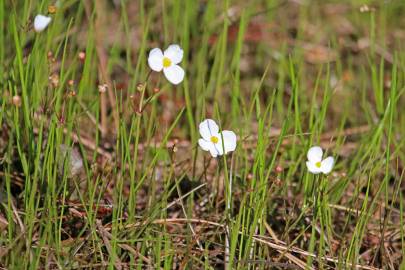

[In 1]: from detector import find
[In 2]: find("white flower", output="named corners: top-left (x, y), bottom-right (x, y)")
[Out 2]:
top-left (198, 119), bottom-right (237, 158)
top-left (306, 146), bottom-right (334, 174)
top-left (34, 14), bottom-right (52, 32)
top-left (148, 44), bottom-right (185, 85)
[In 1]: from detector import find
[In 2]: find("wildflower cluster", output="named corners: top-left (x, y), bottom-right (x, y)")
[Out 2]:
top-left (32, 16), bottom-right (336, 174)
top-left (145, 44), bottom-right (335, 173)
top-left (147, 45), bottom-right (238, 159)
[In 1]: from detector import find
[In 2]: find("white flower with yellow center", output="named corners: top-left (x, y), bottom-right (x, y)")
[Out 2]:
top-left (306, 146), bottom-right (334, 174)
top-left (198, 119), bottom-right (237, 158)
top-left (34, 14), bottom-right (52, 32)
top-left (148, 44), bottom-right (185, 85)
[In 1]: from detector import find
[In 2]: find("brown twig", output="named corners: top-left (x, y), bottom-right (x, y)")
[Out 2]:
top-left (264, 221), bottom-right (310, 270)
top-left (95, 219), bottom-right (123, 270)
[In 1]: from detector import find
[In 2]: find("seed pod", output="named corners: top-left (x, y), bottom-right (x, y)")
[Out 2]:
top-left (78, 52), bottom-right (86, 61)
top-left (137, 83), bottom-right (144, 92)
top-left (49, 74), bottom-right (59, 88)
top-left (48, 5), bottom-right (57, 14)
top-left (98, 84), bottom-right (108, 93)
top-left (12, 95), bottom-right (22, 107)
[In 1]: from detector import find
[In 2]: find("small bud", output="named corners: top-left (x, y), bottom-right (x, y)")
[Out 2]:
top-left (129, 94), bottom-right (136, 100)
top-left (78, 52), bottom-right (86, 61)
top-left (153, 87), bottom-right (160, 93)
top-left (68, 79), bottom-right (74, 86)
top-left (90, 162), bottom-right (98, 173)
top-left (173, 138), bottom-right (179, 144)
top-left (359, 5), bottom-right (369, 12)
top-left (49, 74), bottom-right (59, 88)
top-left (274, 178), bottom-right (282, 186)
top-left (98, 84), bottom-right (108, 93)
top-left (275, 165), bottom-right (283, 174)
top-left (12, 95), bottom-right (22, 107)
top-left (47, 51), bottom-right (53, 59)
top-left (48, 5), bottom-right (57, 14)
top-left (103, 142), bottom-right (112, 150)
top-left (60, 116), bottom-right (65, 124)
top-left (69, 90), bottom-right (76, 97)
top-left (359, 5), bottom-right (374, 12)
top-left (247, 173), bottom-right (253, 181)
top-left (172, 146), bottom-right (178, 153)
top-left (136, 83), bottom-right (144, 92)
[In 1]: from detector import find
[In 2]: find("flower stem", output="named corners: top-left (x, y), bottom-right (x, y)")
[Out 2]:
top-left (225, 154), bottom-right (234, 270)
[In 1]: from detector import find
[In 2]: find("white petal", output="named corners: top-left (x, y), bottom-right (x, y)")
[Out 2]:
top-left (221, 130), bottom-right (237, 154)
top-left (198, 139), bottom-right (219, 157)
top-left (163, 65), bottom-right (184, 85)
top-left (307, 146), bottom-right (323, 163)
top-left (164, 44), bottom-right (183, 64)
top-left (148, 48), bottom-right (164, 72)
top-left (199, 119), bottom-right (219, 141)
top-left (198, 139), bottom-right (211, 151)
top-left (320, 157), bottom-right (334, 174)
top-left (306, 161), bottom-right (322, 174)
top-left (209, 147), bottom-right (219, 158)
top-left (34, 15), bottom-right (51, 32)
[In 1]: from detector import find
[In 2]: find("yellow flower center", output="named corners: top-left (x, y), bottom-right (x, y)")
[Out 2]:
top-left (210, 136), bottom-right (219, 144)
top-left (315, 161), bottom-right (322, 168)
top-left (163, 57), bottom-right (172, 68)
